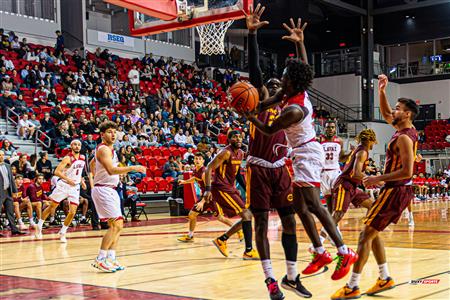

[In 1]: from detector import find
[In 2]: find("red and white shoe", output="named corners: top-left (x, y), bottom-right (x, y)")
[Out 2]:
top-left (331, 248), bottom-right (359, 280)
top-left (302, 250), bottom-right (333, 275)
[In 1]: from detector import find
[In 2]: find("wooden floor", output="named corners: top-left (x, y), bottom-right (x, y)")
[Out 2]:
top-left (1, 201), bottom-right (449, 300)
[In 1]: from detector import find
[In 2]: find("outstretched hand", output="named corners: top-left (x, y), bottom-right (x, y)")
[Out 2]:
top-left (282, 18), bottom-right (307, 44)
top-left (245, 3), bottom-right (269, 32)
top-left (378, 74), bottom-right (388, 91)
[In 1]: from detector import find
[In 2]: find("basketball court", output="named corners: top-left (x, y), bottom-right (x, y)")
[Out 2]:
top-left (1, 202), bottom-right (449, 299)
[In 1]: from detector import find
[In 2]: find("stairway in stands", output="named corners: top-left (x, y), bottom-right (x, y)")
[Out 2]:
top-left (0, 118), bottom-right (60, 166)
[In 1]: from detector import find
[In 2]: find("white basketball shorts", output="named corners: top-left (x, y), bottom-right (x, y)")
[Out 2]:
top-left (290, 141), bottom-right (325, 187)
top-left (92, 186), bottom-right (122, 221)
top-left (49, 180), bottom-right (80, 205)
top-left (321, 169), bottom-right (342, 196)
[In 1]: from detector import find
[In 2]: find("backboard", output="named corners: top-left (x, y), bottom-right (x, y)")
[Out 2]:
top-left (126, 0), bottom-right (253, 36)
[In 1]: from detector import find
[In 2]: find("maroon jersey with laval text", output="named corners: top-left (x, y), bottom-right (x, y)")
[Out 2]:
top-left (339, 145), bottom-right (369, 185)
top-left (249, 107), bottom-right (287, 163)
top-left (13, 185), bottom-right (26, 202)
top-left (384, 127), bottom-right (418, 187)
top-left (212, 145), bottom-right (244, 190)
top-left (192, 166), bottom-right (206, 192)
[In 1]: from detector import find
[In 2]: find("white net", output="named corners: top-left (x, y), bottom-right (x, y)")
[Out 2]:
top-left (196, 20), bottom-right (234, 55)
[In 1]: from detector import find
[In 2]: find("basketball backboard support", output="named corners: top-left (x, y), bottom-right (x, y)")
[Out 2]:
top-left (125, 0), bottom-right (253, 36)
top-left (103, 0), bottom-right (178, 21)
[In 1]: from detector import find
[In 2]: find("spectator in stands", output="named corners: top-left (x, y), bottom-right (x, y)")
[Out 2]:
top-left (2, 140), bottom-right (17, 162)
top-left (82, 134), bottom-right (97, 154)
top-left (29, 114), bottom-right (41, 129)
top-left (1, 75), bottom-right (14, 95)
top-left (55, 120), bottom-right (71, 149)
top-left (12, 154), bottom-right (32, 179)
top-left (55, 30), bottom-right (64, 57)
top-left (17, 114), bottom-right (36, 140)
top-left (196, 137), bottom-right (210, 153)
top-left (0, 55), bottom-right (14, 70)
top-left (26, 173), bottom-right (49, 221)
top-left (128, 64), bottom-right (140, 92)
top-left (36, 152), bottom-right (52, 181)
top-left (128, 156), bottom-right (146, 181)
top-left (174, 129), bottom-right (187, 147)
top-left (163, 156), bottom-right (180, 178)
top-left (183, 147), bottom-right (194, 164)
top-left (0, 150), bottom-right (25, 236)
top-left (13, 94), bottom-right (31, 115)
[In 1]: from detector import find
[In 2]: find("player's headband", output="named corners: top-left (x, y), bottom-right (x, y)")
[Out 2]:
top-left (70, 139), bottom-right (81, 145)
top-left (227, 130), bottom-right (241, 140)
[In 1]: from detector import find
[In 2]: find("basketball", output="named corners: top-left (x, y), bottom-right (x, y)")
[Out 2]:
top-left (228, 81), bottom-right (260, 113)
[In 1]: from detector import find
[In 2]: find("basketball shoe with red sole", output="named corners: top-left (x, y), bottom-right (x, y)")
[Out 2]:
top-left (331, 248), bottom-right (358, 280)
top-left (302, 250), bottom-right (333, 275)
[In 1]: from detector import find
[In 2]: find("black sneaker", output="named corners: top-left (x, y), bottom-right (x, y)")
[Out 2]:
top-left (281, 275), bottom-right (312, 298)
top-left (80, 219), bottom-right (89, 225)
top-left (265, 277), bottom-right (285, 300)
top-left (49, 220), bottom-right (59, 226)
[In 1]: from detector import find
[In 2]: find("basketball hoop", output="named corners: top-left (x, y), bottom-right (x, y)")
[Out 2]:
top-left (196, 20), bottom-right (234, 56)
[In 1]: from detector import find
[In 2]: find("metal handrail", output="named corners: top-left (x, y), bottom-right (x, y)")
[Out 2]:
top-left (206, 122), bottom-right (220, 137)
top-left (6, 108), bottom-right (52, 155)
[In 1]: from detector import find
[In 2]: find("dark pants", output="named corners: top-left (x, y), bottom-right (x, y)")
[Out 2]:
top-left (0, 195), bottom-right (19, 232)
top-left (120, 196), bottom-right (137, 218)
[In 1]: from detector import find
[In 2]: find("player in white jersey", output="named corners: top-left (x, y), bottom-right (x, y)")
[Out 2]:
top-left (246, 56), bottom-right (357, 281)
top-left (36, 140), bottom-right (86, 243)
top-left (90, 121), bottom-right (146, 273)
top-left (319, 120), bottom-right (350, 213)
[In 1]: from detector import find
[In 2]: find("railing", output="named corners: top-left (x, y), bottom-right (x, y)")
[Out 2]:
top-left (5, 108), bottom-right (52, 155)
top-left (307, 87), bottom-right (361, 121)
top-left (206, 122), bottom-right (220, 138)
top-left (186, 109), bottom-right (195, 127)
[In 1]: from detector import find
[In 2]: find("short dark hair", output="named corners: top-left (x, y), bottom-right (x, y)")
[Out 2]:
top-left (325, 119), bottom-right (337, 126)
top-left (15, 174), bottom-right (23, 179)
top-left (398, 98), bottom-right (419, 120)
top-left (36, 173), bottom-right (44, 178)
top-left (194, 152), bottom-right (205, 160)
top-left (284, 58), bottom-right (314, 93)
top-left (99, 121), bottom-right (117, 133)
top-left (227, 130), bottom-right (241, 140)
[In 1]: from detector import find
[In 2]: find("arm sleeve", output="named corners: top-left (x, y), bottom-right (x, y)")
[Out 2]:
top-left (248, 33), bottom-right (264, 89)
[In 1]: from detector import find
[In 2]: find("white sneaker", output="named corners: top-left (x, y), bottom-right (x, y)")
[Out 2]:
top-left (34, 229), bottom-right (42, 239)
top-left (91, 257), bottom-right (116, 273)
top-left (408, 219), bottom-right (415, 226)
top-left (59, 232), bottom-right (67, 243)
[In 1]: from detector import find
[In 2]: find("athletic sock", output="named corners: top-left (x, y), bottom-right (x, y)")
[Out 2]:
top-left (49, 216), bottom-right (55, 222)
top-left (409, 212), bottom-right (414, 221)
top-left (338, 245), bottom-right (349, 255)
top-left (37, 219), bottom-right (44, 229)
top-left (319, 235), bottom-right (326, 244)
top-left (347, 272), bottom-right (361, 288)
top-left (218, 233), bottom-right (229, 242)
top-left (18, 218), bottom-right (23, 225)
top-left (242, 220), bottom-right (253, 252)
top-left (60, 225), bottom-right (69, 234)
top-left (188, 231), bottom-right (194, 238)
top-left (286, 260), bottom-right (298, 281)
top-left (107, 250), bottom-right (116, 260)
top-left (378, 263), bottom-right (390, 280)
top-left (29, 219), bottom-right (36, 225)
top-left (281, 233), bottom-right (298, 281)
top-left (315, 246), bottom-right (325, 254)
top-left (97, 249), bottom-right (107, 260)
top-left (261, 259), bottom-right (275, 280)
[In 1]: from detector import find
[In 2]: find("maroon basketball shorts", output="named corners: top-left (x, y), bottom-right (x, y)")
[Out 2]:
top-left (191, 200), bottom-right (221, 217)
top-left (364, 185), bottom-right (413, 231)
top-left (246, 164), bottom-right (293, 211)
top-left (211, 186), bottom-right (245, 218)
top-left (332, 179), bottom-right (371, 213)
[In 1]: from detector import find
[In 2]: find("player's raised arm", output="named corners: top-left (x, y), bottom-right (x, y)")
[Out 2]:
top-left (282, 18), bottom-right (308, 64)
top-left (378, 74), bottom-right (394, 124)
top-left (55, 156), bottom-right (75, 186)
top-left (247, 105), bottom-right (307, 136)
top-left (246, 3), bottom-right (269, 90)
top-left (203, 149), bottom-right (231, 201)
top-left (97, 146), bottom-right (146, 175)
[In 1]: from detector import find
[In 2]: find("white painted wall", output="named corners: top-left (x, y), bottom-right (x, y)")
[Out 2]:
top-left (86, 11), bottom-right (111, 33)
top-left (364, 122), bottom-right (396, 166)
top-left (312, 74), bottom-right (362, 108)
top-left (399, 80), bottom-right (450, 119)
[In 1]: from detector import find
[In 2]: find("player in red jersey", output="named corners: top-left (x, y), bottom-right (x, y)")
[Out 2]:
top-left (332, 74), bottom-right (419, 299)
top-left (244, 6), bottom-right (311, 299)
top-left (196, 130), bottom-right (259, 260)
top-left (177, 152), bottom-right (241, 243)
top-left (13, 174), bottom-right (35, 230)
top-left (317, 129), bottom-right (377, 249)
